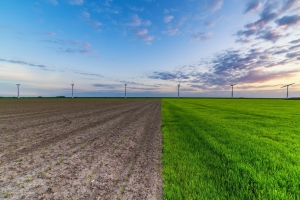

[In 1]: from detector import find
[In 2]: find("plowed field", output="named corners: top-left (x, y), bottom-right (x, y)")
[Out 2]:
top-left (0, 98), bottom-right (162, 200)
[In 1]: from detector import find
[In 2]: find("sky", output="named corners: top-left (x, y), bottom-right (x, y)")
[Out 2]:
top-left (1, 0), bottom-right (300, 98)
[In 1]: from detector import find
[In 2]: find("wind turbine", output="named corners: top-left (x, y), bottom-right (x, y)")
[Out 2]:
top-left (124, 84), bottom-right (127, 98)
top-left (16, 84), bottom-right (20, 98)
top-left (230, 84), bottom-right (236, 99)
top-left (281, 83), bottom-right (295, 99)
top-left (71, 81), bottom-right (74, 98)
top-left (177, 82), bottom-right (180, 98)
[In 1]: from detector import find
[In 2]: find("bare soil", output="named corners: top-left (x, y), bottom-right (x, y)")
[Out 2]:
top-left (0, 98), bottom-right (162, 200)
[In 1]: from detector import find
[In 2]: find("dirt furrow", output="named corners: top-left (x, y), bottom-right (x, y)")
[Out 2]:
top-left (44, 101), bottom-right (159, 199)
top-left (0, 101), bottom-right (146, 154)
top-left (121, 101), bottom-right (162, 200)
top-left (0, 99), bottom-right (162, 200)
top-left (1, 101), bottom-right (157, 198)
top-left (0, 101), bottom-right (150, 165)
top-left (0, 100), bottom-right (138, 133)
top-left (90, 101), bottom-right (160, 200)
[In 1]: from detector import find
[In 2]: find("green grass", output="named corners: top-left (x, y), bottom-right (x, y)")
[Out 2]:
top-left (162, 99), bottom-right (300, 199)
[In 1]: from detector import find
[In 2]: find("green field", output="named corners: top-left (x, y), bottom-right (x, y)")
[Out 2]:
top-left (162, 99), bottom-right (300, 199)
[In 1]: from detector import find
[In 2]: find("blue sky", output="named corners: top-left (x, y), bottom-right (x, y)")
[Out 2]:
top-left (1, 0), bottom-right (300, 97)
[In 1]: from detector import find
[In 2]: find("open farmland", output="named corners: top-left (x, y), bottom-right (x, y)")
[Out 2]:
top-left (162, 99), bottom-right (300, 199)
top-left (0, 98), bottom-right (162, 199)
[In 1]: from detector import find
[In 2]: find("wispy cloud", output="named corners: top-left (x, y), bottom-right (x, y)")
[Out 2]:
top-left (138, 35), bottom-right (154, 44)
top-left (164, 15), bottom-right (174, 23)
top-left (126, 14), bottom-right (142, 26)
top-left (69, 0), bottom-right (84, 5)
top-left (82, 11), bottom-right (102, 27)
top-left (290, 39), bottom-right (300, 43)
top-left (104, 0), bottom-right (113, 7)
top-left (148, 43), bottom-right (300, 88)
top-left (125, 14), bottom-right (151, 27)
top-left (42, 39), bottom-right (95, 54)
top-left (143, 20), bottom-right (151, 26)
top-left (93, 83), bottom-right (121, 89)
top-left (174, 16), bottom-right (188, 26)
top-left (235, 38), bottom-right (252, 43)
top-left (163, 27), bottom-right (179, 35)
top-left (208, 0), bottom-right (223, 12)
top-left (275, 15), bottom-right (300, 28)
top-left (148, 71), bottom-right (189, 81)
top-left (77, 72), bottom-right (102, 77)
top-left (205, 20), bottom-right (214, 27)
top-left (244, 1), bottom-right (262, 14)
top-left (236, 0), bottom-right (300, 43)
top-left (133, 28), bottom-right (148, 35)
top-left (127, 5), bottom-right (144, 12)
top-left (82, 11), bottom-right (90, 19)
top-left (48, 0), bottom-right (58, 5)
top-left (43, 32), bottom-right (56, 37)
top-left (256, 28), bottom-right (283, 42)
top-left (0, 58), bottom-right (49, 70)
top-left (190, 32), bottom-right (211, 41)
top-left (164, 8), bottom-right (177, 14)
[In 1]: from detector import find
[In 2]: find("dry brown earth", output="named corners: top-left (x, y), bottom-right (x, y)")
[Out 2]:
top-left (0, 98), bottom-right (162, 200)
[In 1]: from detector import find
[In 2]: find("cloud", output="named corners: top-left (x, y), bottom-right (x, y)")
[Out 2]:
top-left (290, 44), bottom-right (300, 50)
top-left (256, 29), bottom-right (283, 42)
top-left (290, 39), bottom-right (300, 43)
top-left (244, 1), bottom-right (262, 14)
top-left (0, 58), bottom-right (49, 69)
top-left (127, 5), bottom-right (144, 12)
top-left (92, 83), bottom-right (121, 89)
top-left (133, 29), bottom-right (148, 35)
top-left (244, 4), bottom-right (278, 30)
top-left (48, 0), bottom-right (58, 5)
top-left (240, 1), bottom-right (298, 31)
top-left (69, 0), bottom-right (84, 5)
top-left (77, 72), bottom-right (102, 77)
top-left (90, 20), bottom-right (102, 27)
top-left (82, 11), bottom-right (90, 19)
top-left (138, 35), bottom-right (154, 44)
top-left (126, 14), bottom-right (142, 26)
top-left (104, 0), bottom-right (113, 7)
top-left (275, 15), bottom-right (300, 28)
top-left (82, 11), bottom-right (102, 27)
top-left (148, 43), bottom-right (300, 88)
top-left (236, 0), bottom-right (300, 43)
top-left (43, 32), bottom-right (56, 37)
top-left (42, 39), bottom-right (95, 54)
top-left (190, 32), bottom-right (211, 41)
top-left (205, 20), bottom-right (214, 27)
top-left (148, 71), bottom-right (189, 80)
top-left (174, 16), bottom-right (188, 26)
top-left (236, 29), bottom-right (257, 37)
top-left (286, 51), bottom-right (300, 58)
top-left (281, 0), bottom-right (300, 13)
top-left (208, 0), bottom-right (223, 12)
top-left (143, 20), bottom-right (151, 26)
top-left (273, 49), bottom-right (289, 54)
top-left (236, 38), bottom-right (252, 43)
top-left (162, 27), bottom-right (179, 35)
top-left (164, 15), bottom-right (174, 23)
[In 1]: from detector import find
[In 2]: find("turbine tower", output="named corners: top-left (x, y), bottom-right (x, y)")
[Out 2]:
top-left (230, 84), bottom-right (236, 99)
top-left (124, 84), bottom-right (127, 98)
top-left (71, 81), bottom-right (74, 98)
top-left (178, 82), bottom-right (180, 98)
top-left (16, 84), bottom-right (20, 98)
top-left (281, 83), bottom-right (295, 99)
